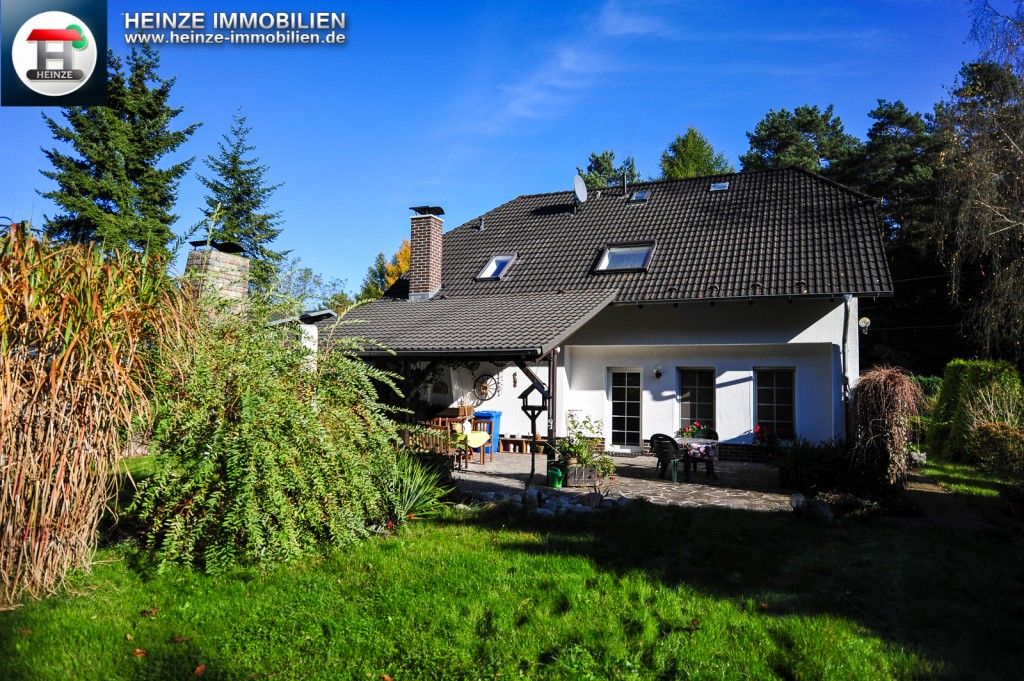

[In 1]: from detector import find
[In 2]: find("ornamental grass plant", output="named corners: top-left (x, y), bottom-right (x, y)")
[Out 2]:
top-left (849, 366), bottom-right (921, 495)
top-left (0, 225), bottom-right (187, 606)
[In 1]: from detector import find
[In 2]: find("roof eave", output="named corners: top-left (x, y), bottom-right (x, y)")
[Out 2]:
top-left (608, 290), bottom-right (894, 306)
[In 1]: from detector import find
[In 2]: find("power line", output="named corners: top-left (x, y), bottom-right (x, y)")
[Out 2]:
top-left (874, 324), bottom-right (962, 331)
top-left (890, 273), bottom-right (953, 284)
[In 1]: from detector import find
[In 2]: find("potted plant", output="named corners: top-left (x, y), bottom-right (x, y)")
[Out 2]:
top-left (556, 414), bottom-right (615, 487)
top-left (676, 420), bottom-right (704, 439)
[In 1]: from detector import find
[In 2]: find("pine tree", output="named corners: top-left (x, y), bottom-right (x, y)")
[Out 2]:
top-left (358, 240), bottom-right (410, 301)
top-left (740, 104), bottom-right (860, 176)
top-left (40, 45), bottom-right (200, 258)
top-left (198, 111), bottom-right (286, 292)
top-left (576, 150), bottom-right (641, 189)
top-left (660, 127), bottom-right (734, 180)
top-left (358, 252), bottom-right (390, 301)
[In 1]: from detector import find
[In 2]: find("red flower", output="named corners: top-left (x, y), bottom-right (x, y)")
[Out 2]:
top-left (386, 521), bottom-right (394, 530)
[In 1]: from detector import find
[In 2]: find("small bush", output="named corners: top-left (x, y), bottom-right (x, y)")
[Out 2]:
top-left (911, 375), bottom-right (943, 417)
top-left (389, 453), bottom-right (454, 522)
top-left (968, 423), bottom-right (1024, 485)
top-left (850, 366), bottom-right (920, 494)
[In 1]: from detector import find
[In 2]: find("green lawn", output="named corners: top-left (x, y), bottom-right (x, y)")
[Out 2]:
top-left (923, 455), bottom-right (1010, 518)
top-left (3, 496), bottom-right (1023, 680)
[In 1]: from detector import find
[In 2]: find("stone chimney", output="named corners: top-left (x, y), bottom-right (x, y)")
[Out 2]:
top-left (408, 207), bottom-right (444, 301)
top-left (185, 246), bottom-right (250, 313)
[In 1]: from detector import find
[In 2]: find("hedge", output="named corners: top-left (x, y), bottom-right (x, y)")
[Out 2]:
top-left (927, 359), bottom-right (1022, 461)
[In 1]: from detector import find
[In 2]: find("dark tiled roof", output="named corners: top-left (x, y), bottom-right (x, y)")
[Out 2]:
top-left (423, 167), bottom-right (891, 303)
top-left (319, 289), bottom-right (617, 359)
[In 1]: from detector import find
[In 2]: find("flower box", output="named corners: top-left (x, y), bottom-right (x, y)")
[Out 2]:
top-left (563, 464), bottom-right (600, 487)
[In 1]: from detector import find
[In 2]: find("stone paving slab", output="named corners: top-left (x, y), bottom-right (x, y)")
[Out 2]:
top-left (454, 451), bottom-right (791, 513)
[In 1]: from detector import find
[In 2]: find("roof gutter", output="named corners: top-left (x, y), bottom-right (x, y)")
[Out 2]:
top-left (608, 290), bottom-right (894, 306)
top-left (353, 347), bottom-right (547, 361)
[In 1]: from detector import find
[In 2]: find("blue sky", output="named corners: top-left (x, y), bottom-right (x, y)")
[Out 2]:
top-left (0, 1), bottom-right (983, 292)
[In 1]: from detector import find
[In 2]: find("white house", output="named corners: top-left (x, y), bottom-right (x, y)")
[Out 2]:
top-left (320, 168), bottom-right (891, 455)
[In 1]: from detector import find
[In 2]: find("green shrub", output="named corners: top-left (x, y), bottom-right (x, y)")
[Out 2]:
top-left (927, 359), bottom-right (1022, 461)
top-left (968, 423), bottom-right (1024, 485)
top-left (912, 375), bottom-right (943, 401)
top-left (134, 300), bottom-right (403, 572)
top-left (908, 414), bottom-right (929, 448)
top-left (389, 454), bottom-right (454, 522)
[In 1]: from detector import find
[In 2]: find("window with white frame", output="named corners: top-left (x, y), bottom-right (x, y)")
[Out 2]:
top-left (755, 368), bottom-right (795, 439)
top-left (594, 242), bottom-right (655, 273)
top-left (610, 370), bottom-right (641, 447)
top-left (678, 368), bottom-right (715, 430)
top-left (476, 253), bottom-right (516, 280)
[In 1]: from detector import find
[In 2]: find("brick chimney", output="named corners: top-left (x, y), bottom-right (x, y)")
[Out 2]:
top-left (185, 245), bottom-right (250, 314)
top-left (408, 207), bottom-right (444, 301)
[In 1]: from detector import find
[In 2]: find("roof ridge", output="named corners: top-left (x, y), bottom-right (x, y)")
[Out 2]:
top-left (782, 165), bottom-right (880, 203)
top-left (459, 167), bottom-right (871, 208)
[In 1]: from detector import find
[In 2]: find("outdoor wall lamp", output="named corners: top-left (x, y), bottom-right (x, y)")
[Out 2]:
top-left (654, 365), bottom-right (663, 379)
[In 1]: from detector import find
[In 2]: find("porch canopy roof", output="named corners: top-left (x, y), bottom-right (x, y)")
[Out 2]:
top-left (318, 288), bottom-right (618, 361)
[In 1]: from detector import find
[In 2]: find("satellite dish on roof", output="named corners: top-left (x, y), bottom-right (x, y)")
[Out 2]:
top-left (573, 174), bottom-right (588, 204)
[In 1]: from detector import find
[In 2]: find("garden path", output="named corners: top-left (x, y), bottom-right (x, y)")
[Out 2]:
top-left (453, 451), bottom-right (792, 512)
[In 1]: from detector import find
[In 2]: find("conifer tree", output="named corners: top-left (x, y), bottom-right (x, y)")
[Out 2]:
top-left (198, 111), bottom-right (286, 292)
top-left (740, 104), bottom-right (860, 176)
top-left (358, 240), bottom-right (410, 301)
top-left (40, 45), bottom-right (199, 258)
top-left (576, 150), bottom-right (640, 189)
top-left (660, 127), bottom-right (734, 180)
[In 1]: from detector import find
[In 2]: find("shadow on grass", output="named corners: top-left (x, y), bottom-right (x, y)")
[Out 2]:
top-left (924, 471), bottom-right (1004, 494)
top-left (434, 500), bottom-right (1024, 680)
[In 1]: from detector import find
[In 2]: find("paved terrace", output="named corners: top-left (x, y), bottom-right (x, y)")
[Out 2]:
top-left (453, 451), bottom-right (792, 512)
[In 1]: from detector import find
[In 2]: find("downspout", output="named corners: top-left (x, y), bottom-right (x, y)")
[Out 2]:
top-left (548, 349), bottom-right (558, 447)
top-left (841, 294), bottom-right (852, 438)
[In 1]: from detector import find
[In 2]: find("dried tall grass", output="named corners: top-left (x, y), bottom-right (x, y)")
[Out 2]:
top-left (0, 225), bottom-right (188, 605)
top-left (850, 366), bottom-right (922, 494)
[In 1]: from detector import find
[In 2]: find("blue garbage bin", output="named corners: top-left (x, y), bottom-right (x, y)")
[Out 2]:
top-left (473, 410), bottom-right (502, 455)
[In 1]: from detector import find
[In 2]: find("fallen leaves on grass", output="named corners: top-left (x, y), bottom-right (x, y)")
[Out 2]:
top-left (17, 628), bottom-right (32, 635)
top-left (140, 608), bottom-right (159, 617)
top-left (131, 648), bottom-right (148, 657)
top-left (683, 618), bottom-right (701, 632)
top-left (170, 636), bottom-right (191, 644)
top-left (193, 664), bottom-right (206, 676)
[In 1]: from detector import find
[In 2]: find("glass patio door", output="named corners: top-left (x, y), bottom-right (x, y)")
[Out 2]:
top-left (610, 370), bottom-right (641, 447)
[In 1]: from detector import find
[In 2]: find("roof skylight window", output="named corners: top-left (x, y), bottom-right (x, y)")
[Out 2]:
top-left (477, 253), bottom-right (516, 280)
top-left (710, 181), bottom-right (730, 192)
top-left (594, 242), bottom-right (655, 273)
top-left (628, 189), bottom-right (651, 203)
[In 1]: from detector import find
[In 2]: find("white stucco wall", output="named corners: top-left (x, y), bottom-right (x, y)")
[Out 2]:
top-left (424, 297), bottom-right (861, 448)
top-left (425, 361), bottom-right (554, 438)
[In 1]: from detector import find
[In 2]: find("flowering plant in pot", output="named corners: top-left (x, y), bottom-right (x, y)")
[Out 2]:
top-left (556, 413), bottom-right (616, 483)
top-left (676, 420), bottom-right (704, 439)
